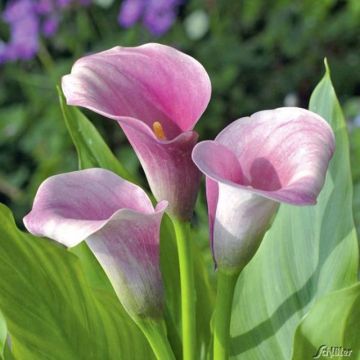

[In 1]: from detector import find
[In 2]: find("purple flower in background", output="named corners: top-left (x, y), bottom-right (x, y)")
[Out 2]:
top-left (0, 0), bottom-right (39, 63)
top-left (37, 0), bottom-right (90, 37)
top-left (36, 0), bottom-right (53, 14)
top-left (42, 16), bottom-right (59, 37)
top-left (35, 0), bottom-right (59, 37)
top-left (0, 0), bottom-right (91, 63)
top-left (118, 0), bottom-right (182, 36)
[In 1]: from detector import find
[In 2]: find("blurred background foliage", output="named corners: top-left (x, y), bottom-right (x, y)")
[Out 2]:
top-left (0, 0), bottom-right (359, 236)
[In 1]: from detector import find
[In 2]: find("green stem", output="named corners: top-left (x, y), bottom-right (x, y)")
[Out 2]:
top-left (37, 42), bottom-right (55, 75)
top-left (135, 318), bottom-right (176, 360)
top-left (172, 218), bottom-right (196, 360)
top-left (213, 270), bottom-right (240, 360)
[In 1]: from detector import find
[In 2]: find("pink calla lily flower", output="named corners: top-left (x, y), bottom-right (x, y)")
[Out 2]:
top-left (23, 168), bottom-right (167, 318)
top-left (192, 107), bottom-right (335, 273)
top-left (62, 43), bottom-right (211, 220)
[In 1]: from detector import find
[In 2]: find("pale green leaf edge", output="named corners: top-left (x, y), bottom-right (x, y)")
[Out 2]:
top-left (290, 59), bottom-right (360, 358)
top-left (291, 282), bottom-right (360, 359)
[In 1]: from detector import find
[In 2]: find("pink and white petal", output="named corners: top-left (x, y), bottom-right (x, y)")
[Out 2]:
top-left (86, 201), bottom-right (167, 317)
top-left (119, 117), bottom-right (201, 220)
top-left (192, 140), bottom-right (246, 248)
top-left (213, 183), bottom-right (278, 272)
top-left (62, 43), bottom-right (211, 138)
top-left (192, 140), bottom-right (246, 186)
top-left (205, 177), bottom-right (218, 252)
top-left (215, 107), bottom-right (335, 204)
top-left (23, 168), bottom-right (154, 247)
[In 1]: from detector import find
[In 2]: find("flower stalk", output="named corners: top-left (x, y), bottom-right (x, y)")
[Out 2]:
top-left (213, 270), bottom-right (239, 360)
top-left (135, 318), bottom-right (176, 360)
top-left (172, 218), bottom-right (196, 360)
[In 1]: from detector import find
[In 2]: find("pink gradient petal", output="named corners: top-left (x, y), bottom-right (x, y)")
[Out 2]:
top-left (62, 43), bottom-right (210, 219)
top-left (192, 107), bottom-right (335, 271)
top-left (86, 202), bottom-right (167, 317)
top-left (193, 141), bottom-right (277, 270)
top-left (118, 117), bottom-right (201, 220)
top-left (192, 140), bottom-right (245, 249)
top-left (213, 183), bottom-right (278, 271)
top-left (215, 107), bottom-right (335, 204)
top-left (205, 177), bottom-right (218, 255)
top-left (23, 168), bottom-right (167, 317)
top-left (62, 43), bottom-right (211, 138)
top-left (23, 168), bottom-right (154, 247)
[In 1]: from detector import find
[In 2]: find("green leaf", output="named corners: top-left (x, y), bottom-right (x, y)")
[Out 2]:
top-left (0, 204), bottom-right (152, 359)
top-left (0, 310), bottom-right (6, 359)
top-left (57, 86), bottom-right (136, 183)
top-left (230, 61), bottom-right (359, 359)
top-left (292, 283), bottom-right (360, 359)
top-left (70, 241), bottom-right (114, 292)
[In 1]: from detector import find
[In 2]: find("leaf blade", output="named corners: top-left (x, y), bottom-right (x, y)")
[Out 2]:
top-left (292, 283), bottom-right (360, 359)
top-left (229, 62), bottom-right (359, 359)
top-left (57, 86), bottom-right (136, 183)
top-left (0, 204), bottom-right (152, 359)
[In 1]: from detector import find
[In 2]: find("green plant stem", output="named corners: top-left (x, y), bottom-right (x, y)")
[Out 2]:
top-left (37, 42), bottom-right (55, 76)
top-left (172, 218), bottom-right (196, 360)
top-left (135, 318), bottom-right (176, 360)
top-left (213, 270), bottom-right (240, 360)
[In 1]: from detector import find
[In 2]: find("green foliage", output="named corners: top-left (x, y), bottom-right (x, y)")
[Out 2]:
top-left (292, 283), bottom-right (360, 359)
top-left (229, 63), bottom-right (359, 359)
top-left (0, 204), bottom-right (152, 359)
top-left (0, 310), bottom-right (6, 359)
top-left (58, 87), bottom-right (135, 183)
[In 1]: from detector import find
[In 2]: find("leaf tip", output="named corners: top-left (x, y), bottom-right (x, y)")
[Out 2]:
top-left (323, 58), bottom-right (331, 78)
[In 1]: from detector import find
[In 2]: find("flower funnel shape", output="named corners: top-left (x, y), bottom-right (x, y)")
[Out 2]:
top-left (23, 168), bottom-right (167, 318)
top-left (62, 43), bottom-right (211, 220)
top-left (192, 107), bottom-right (335, 273)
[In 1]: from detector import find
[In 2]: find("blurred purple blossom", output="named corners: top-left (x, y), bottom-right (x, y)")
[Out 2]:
top-left (0, 0), bottom-right (91, 63)
top-left (36, 0), bottom-right (54, 14)
top-left (42, 16), bottom-right (59, 37)
top-left (0, 0), bottom-right (40, 63)
top-left (118, 0), bottom-right (182, 36)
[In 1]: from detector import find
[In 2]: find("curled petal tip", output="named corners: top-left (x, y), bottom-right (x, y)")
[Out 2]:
top-left (61, 43), bottom-right (211, 134)
top-left (155, 200), bottom-right (169, 212)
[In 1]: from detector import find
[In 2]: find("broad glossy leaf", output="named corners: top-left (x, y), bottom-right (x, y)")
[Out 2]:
top-left (292, 283), bottom-right (360, 359)
top-left (230, 62), bottom-right (359, 359)
top-left (57, 87), bottom-right (136, 183)
top-left (0, 204), bottom-right (152, 359)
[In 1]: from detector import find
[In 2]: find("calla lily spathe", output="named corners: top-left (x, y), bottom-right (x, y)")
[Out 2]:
top-left (192, 107), bottom-right (335, 273)
top-left (62, 43), bottom-right (211, 220)
top-left (23, 168), bottom-right (167, 318)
